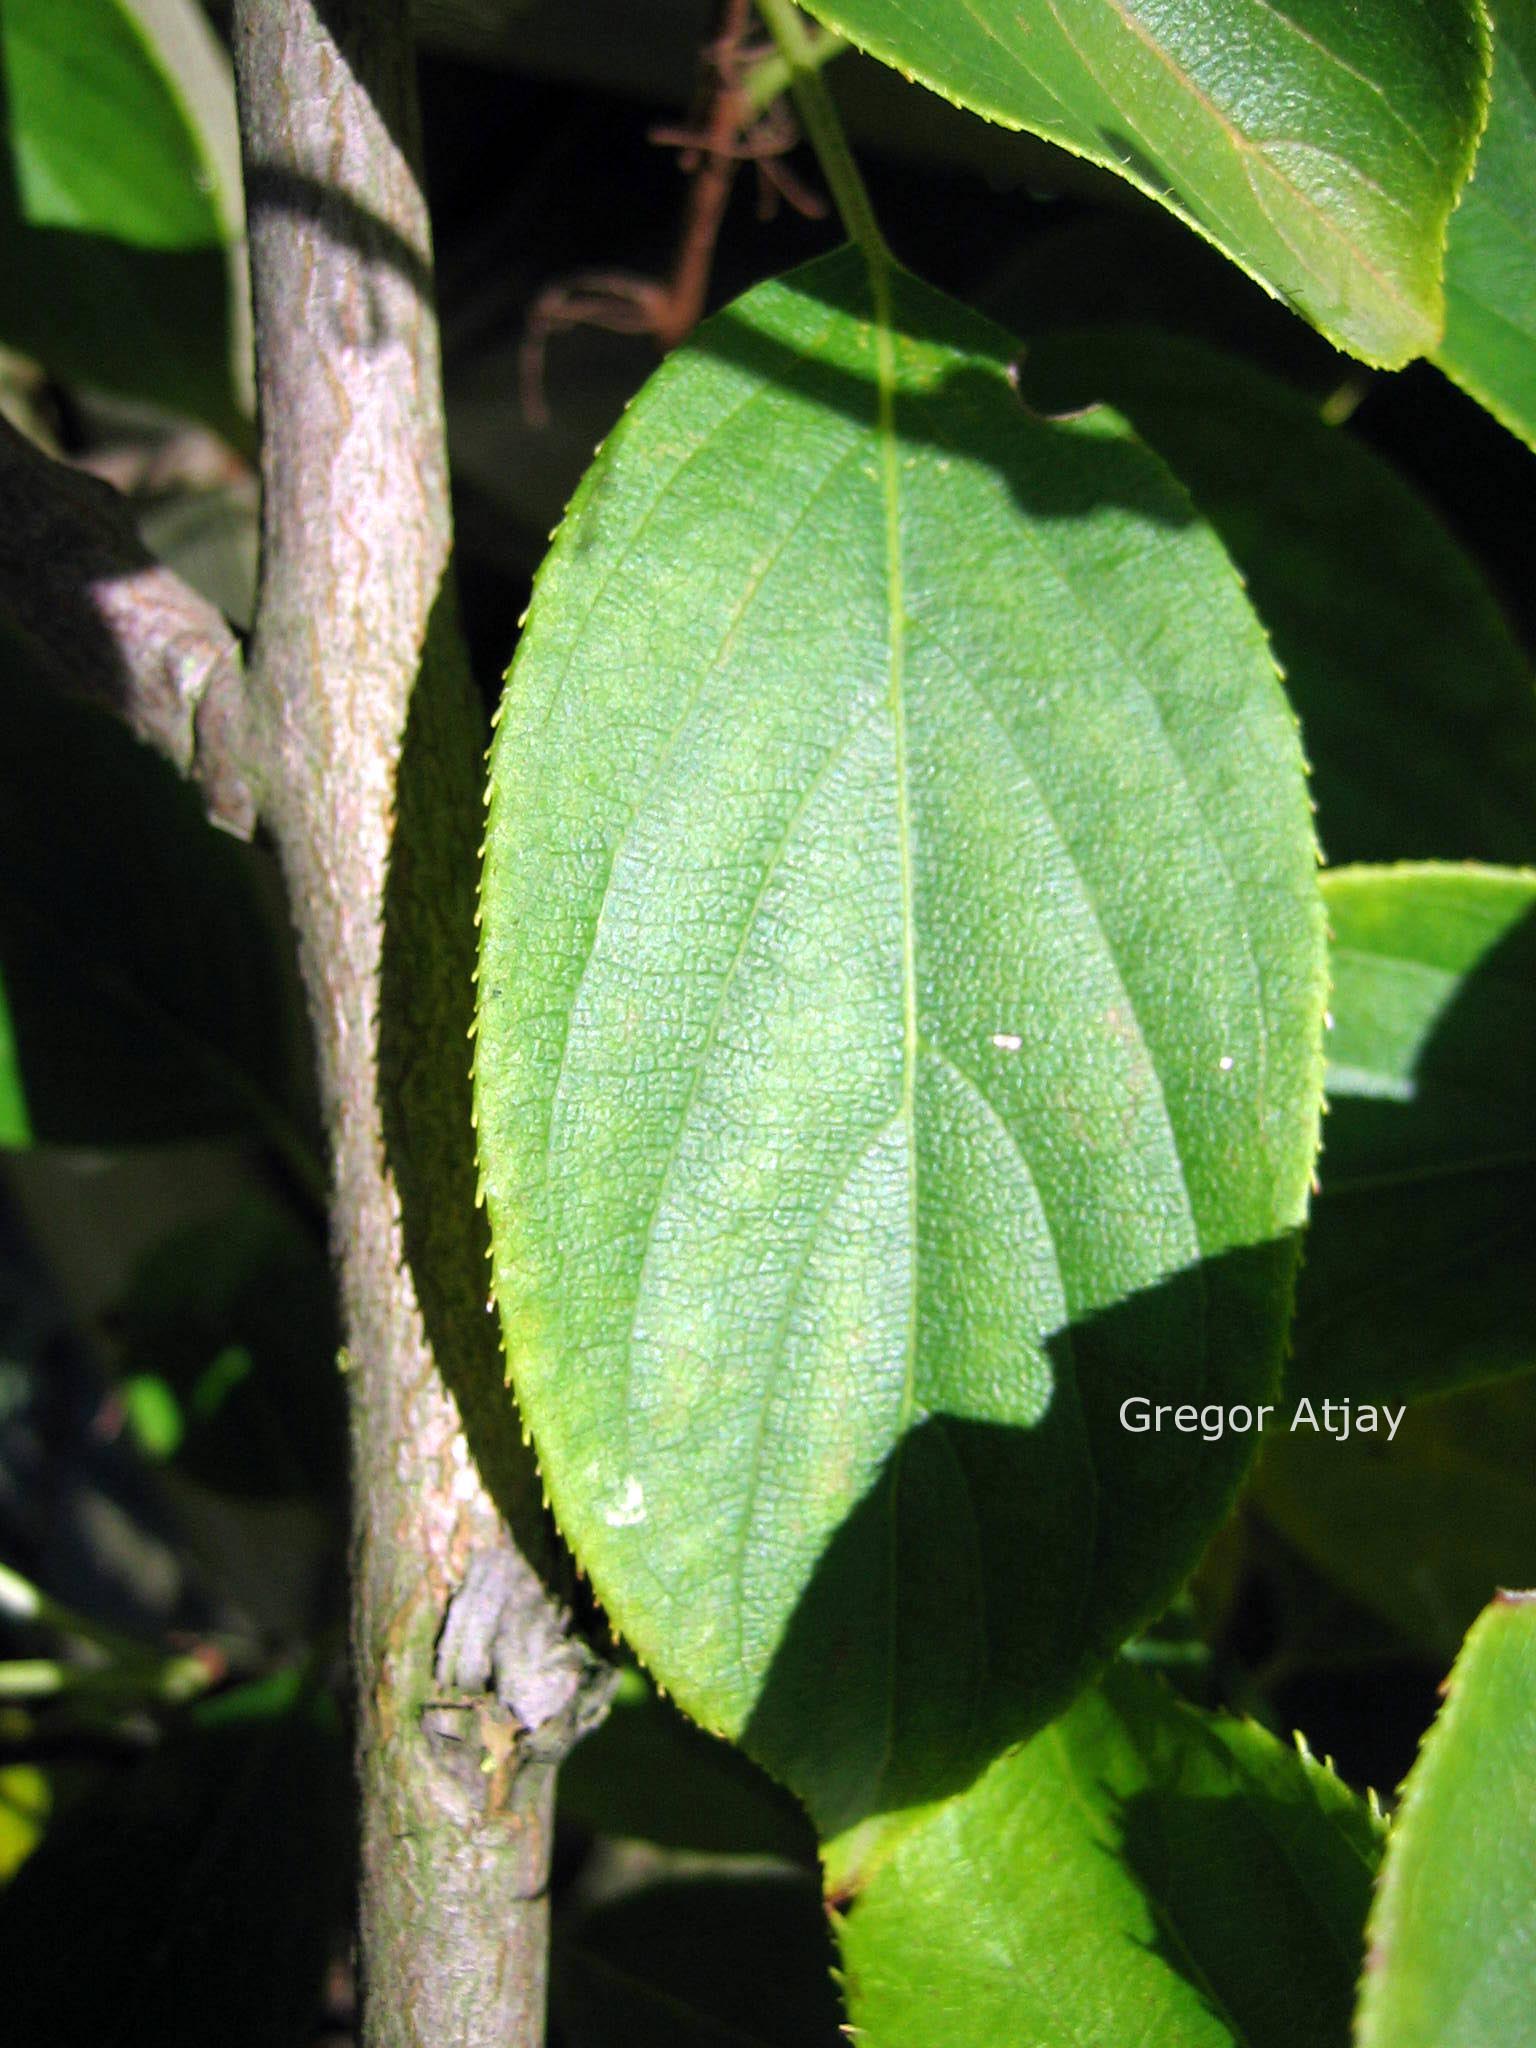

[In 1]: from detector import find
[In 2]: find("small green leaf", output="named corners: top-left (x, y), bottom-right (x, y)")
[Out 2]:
top-left (555, 1873), bottom-right (845, 2048)
top-left (0, 1764), bottom-right (48, 1883)
top-left (0, 0), bottom-right (247, 437)
top-left (119, 1372), bottom-right (187, 1461)
top-left (794, 0), bottom-right (1488, 365)
top-left (1436, 0), bottom-right (1536, 450)
top-left (0, 648), bottom-right (310, 1162)
top-left (1291, 864), bottom-right (1536, 1409)
top-left (1018, 334), bottom-right (1536, 866)
top-left (477, 249), bottom-right (1325, 1839)
top-left (837, 1661), bottom-right (1382, 2048)
top-left (1357, 1591), bottom-right (1536, 2048)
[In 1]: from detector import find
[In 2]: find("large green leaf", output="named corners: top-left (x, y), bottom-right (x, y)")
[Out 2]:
top-left (0, 647), bottom-right (309, 1160)
top-left (0, 0), bottom-right (247, 438)
top-left (1290, 864), bottom-right (1536, 1409)
top-left (793, 0), bottom-right (1487, 365)
top-left (476, 247), bottom-right (1325, 1842)
top-left (1357, 1591), bottom-right (1536, 2048)
top-left (1436, 0), bottom-right (1536, 450)
top-left (838, 1661), bottom-right (1382, 2048)
top-left (1018, 334), bottom-right (1536, 866)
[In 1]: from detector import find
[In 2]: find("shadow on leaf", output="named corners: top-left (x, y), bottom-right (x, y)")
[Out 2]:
top-left (685, 249), bottom-right (1199, 530)
top-left (743, 1237), bottom-right (1300, 1842)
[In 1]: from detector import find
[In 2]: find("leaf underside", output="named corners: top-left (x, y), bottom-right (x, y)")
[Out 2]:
top-left (476, 247), bottom-right (1325, 1838)
top-left (797, 0), bottom-right (1488, 365)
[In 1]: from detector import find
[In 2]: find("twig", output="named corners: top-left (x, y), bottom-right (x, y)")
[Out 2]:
top-left (520, 0), bottom-right (825, 424)
top-left (652, 0), bottom-right (768, 348)
top-left (229, 4), bottom-right (598, 2042)
top-left (0, 414), bottom-right (254, 836)
top-left (0, 1653), bottom-right (214, 1704)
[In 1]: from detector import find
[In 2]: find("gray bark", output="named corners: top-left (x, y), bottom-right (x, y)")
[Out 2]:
top-left (227, 4), bottom-right (607, 2040)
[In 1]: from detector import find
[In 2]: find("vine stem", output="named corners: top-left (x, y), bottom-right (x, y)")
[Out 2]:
top-left (742, 20), bottom-right (847, 116)
top-left (755, 0), bottom-right (892, 268)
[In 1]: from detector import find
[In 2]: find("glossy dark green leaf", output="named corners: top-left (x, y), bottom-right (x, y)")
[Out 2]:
top-left (555, 1873), bottom-right (844, 2048)
top-left (0, 0), bottom-right (247, 438)
top-left (110, 1193), bottom-right (344, 1500)
top-left (838, 1661), bottom-right (1382, 2048)
top-left (981, 209), bottom-right (1350, 388)
top-left (476, 247), bottom-right (1325, 1843)
top-left (1291, 864), bottom-right (1536, 1409)
top-left (1436, 0), bottom-right (1536, 450)
top-left (1357, 1592), bottom-right (1536, 2048)
top-left (1256, 1374), bottom-right (1536, 1663)
top-left (795, 0), bottom-right (1487, 365)
top-left (0, 1670), bottom-right (350, 2048)
top-left (0, 647), bottom-right (310, 1161)
top-left (1018, 334), bottom-right (1536, 866)
top-left (558, 1667), bottom-right (816, 1862)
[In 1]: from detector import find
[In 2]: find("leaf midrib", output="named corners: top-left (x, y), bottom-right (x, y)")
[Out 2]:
top-left (872, 245), bottom-right (924, 1818)
top-left (843, 0), bottom-right (1431, 324)
top-left (1077, 0), bottom-right (1419, 314)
